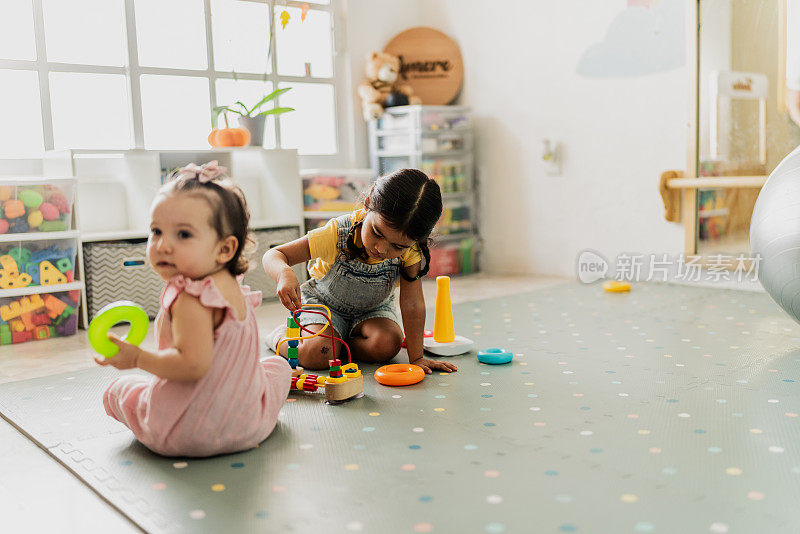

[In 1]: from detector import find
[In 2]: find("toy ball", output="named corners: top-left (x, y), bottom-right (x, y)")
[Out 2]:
top-left (4, 199), bottom-right (24, 219)
top-left (603, 280), bottom-right (631, 292)
top-left (477, 348), bottom-right (513, 365)
top-left (19, 189), bottom-right (43, 209)
top-left (0, 220), bottom-right (7, 234)
top-left (48, 193), bottom-right (70, 214)
top-left (384, 92), bottom-right (410, 108)
top-left (27, 210), bottom-right (43, 228)
top-left (751, 145), bottom-right (800, 324)
top-left (39, 202), bottom-right (59, 221)
top-left (88, 301), bottom-right (149, 358)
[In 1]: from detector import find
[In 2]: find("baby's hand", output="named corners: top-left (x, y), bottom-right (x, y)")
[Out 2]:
top-left (411, 357), bottom-right (458, 374)
top-left (94, 333), bottom-right (140, 370)
top-left (277, 269), bottom-right (302, 311)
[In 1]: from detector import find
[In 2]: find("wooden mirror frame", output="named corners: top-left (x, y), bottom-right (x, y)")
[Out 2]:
top-left (660, 0), bottom-right (787, 255)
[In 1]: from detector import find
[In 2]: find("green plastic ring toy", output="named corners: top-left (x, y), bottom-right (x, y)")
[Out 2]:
top-left (88, 300), bottom-right (149, 358)
top-left (477, 348), bottom-right (513, 365)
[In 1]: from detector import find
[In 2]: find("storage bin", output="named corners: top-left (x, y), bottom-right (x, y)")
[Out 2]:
top-left (427, 245), bottom-right (460, 278)
top-left (83, 240), bottom-right (164, 319)
top-left (301, 170), bottom-right (374, 212)
top-left (0, 238), bottom-right (78, 289)
top-left (0, 177), bottom-right (74, 235)
top-left (0, 289), bottom-right (80, 345)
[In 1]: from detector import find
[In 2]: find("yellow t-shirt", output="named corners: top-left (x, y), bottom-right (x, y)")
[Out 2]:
top-left (307, 208), bottom-right (422, 280)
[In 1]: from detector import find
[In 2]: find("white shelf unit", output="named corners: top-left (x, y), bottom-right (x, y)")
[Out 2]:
top-left (0, 176), bottom-right (84, 345)
top-left (43, 148), bottom-right (305, 321)
top-left (368, 105), bottom-right (480, 277)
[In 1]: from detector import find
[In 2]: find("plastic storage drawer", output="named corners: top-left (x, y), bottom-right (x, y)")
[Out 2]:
top-left (0, 177), bottom-right (74, 234)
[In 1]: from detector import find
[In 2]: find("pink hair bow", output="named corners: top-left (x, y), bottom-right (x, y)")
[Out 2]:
top-left (177, 160), bottom-right (227, 183)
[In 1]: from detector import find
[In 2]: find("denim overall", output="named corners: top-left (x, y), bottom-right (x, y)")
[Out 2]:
top-left (299, 212), bottom-right (402, 337)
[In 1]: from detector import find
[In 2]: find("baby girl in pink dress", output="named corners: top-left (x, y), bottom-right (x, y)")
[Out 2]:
top-left (96, 161), bottom-right (291, 457)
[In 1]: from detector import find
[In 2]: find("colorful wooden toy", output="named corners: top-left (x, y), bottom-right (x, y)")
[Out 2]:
top-left (278, 304), bottom-right (363, 403)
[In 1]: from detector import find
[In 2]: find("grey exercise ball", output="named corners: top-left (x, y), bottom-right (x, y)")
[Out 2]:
top-left (750, 145), bottom-right (800, 324)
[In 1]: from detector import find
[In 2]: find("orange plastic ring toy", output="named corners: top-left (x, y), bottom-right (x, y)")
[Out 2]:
top-left (374, 364), bottom-right (425, 386)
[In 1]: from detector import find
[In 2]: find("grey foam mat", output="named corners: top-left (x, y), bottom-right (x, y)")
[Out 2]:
top-left (2, 282), bottom-right (800, 533)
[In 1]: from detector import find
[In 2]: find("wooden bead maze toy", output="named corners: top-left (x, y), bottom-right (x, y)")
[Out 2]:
top-left (277, 303), bottom-right (363, 403)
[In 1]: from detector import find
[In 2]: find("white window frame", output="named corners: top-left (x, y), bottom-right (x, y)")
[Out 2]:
top-left (0, 0), bottom-right (352, 167)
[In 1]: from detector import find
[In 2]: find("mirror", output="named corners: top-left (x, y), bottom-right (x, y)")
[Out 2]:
top-left (696, 0), bottom-right (799, 255)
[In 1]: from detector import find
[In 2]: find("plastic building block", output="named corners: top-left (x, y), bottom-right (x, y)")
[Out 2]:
top-left (40, 261), bottom-right (67, 285)
top-left (20, 313), bottom-right (34, 331)
top-left (43, 294), bottom-right (67, 316)
top-left (0, 255), bottom-right (19, 277)
top-left (288, 358), bottom-right (299, 369)
top-left (11, 330), bottom-right (32, 343)
top-left (286, 327), bottom-right (301, 339)
top-left (287, 346), bottom-right (299, 359)
top-left (287, 339), bottom-right (299, 348)
top-left (55, 258), bottom-right (72, 273)
top-left (34, 325), bottom-right (50, 340)
top-left (0, 325), bottom-right (11, 345)
top-left (8, 248), bottom-right (31, 266)
top-left (287, 317), bottom-right (299, 328)
top-left (0, 301), bottom-right (23, 321)
top-left (0, 272), bottom-right (32, 289)
top-left (8, 319), bottom-right (24, 333)
top-left (21, 295), bottom-right (45, 313)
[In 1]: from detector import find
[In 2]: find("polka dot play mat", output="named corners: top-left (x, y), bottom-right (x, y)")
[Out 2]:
top-left (2, 282), bottom-right (800, 533)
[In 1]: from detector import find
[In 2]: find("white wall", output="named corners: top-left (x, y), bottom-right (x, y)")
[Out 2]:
top-left (343, 0), bottom-right (424, 167)
top-left (345, 0), bottom-right (687, 277)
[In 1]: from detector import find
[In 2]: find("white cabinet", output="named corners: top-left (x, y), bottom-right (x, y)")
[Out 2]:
top-left (368, 105), bottom-right (479, 277)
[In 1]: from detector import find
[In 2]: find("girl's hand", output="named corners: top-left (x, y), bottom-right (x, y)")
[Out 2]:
top-left (411, 357), bottom-right (458, 374)
top-left (277, 269), bottom-right (301, 311)
top-left (94, 332), bottom-right (140, 370)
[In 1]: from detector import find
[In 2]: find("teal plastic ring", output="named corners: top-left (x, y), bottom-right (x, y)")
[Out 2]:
top-left (88, 301), bottom-right (149, 358)
top-left (477, 348), bottom-right (513, 365)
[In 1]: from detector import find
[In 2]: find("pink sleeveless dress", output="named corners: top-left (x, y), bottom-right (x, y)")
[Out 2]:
top-left (103, 275), bottom-right (291, 457)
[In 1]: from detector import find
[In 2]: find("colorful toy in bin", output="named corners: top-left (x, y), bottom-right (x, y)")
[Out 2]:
top-left (277, 303), bottom-right (363, 403)
top-left (88, 301), bottom-right (149, 358)
top-left (0, 246), bottom-right (74, 289)
top-left (0, 184), bottom-right (71, 234)
top-left (0, 292), bottom-right (78, 345)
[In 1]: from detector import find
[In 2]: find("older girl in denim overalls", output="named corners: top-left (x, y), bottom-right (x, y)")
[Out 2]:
top-left (263, 169), bottom-right (457, 374)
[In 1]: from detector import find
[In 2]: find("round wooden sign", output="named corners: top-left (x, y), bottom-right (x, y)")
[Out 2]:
top-left (384, 27), bottom-right (463, 105)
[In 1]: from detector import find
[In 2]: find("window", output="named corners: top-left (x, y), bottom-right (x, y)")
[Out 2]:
top-left (0, 0), bottom-right (343, 158)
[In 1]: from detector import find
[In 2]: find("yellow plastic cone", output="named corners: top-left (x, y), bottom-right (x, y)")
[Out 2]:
top-left (433, 276), bottom-right (455, 343)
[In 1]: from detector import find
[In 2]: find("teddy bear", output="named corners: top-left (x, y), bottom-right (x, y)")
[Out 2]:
top-left (357, 51), bottom-right (421, 121)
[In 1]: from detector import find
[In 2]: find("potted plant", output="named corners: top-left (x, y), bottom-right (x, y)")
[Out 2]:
top-left (212, 88), bottom-right (294, 147)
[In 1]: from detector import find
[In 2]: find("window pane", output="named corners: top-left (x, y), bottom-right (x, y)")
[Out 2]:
top-left (0, 1), bottom-right (36, 60)
top-left (215, 78), bottom-right (275, 148)
top-left (42, 0), bottom-right (126, 66)
top-left (50, 72), bottom-right (132, 149)
top-left (141, 75), bottom-right (210, 149)
top-left (136, 0), bottom-right (207, 69)
top-left (275, 7), bottom-right (332, 78)
top-left (279, 82), bottom-right (336, 155)
top-left (211, 0), bottom-right (271, 74)
top-left (0, 70), bottom-right (43, 156)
